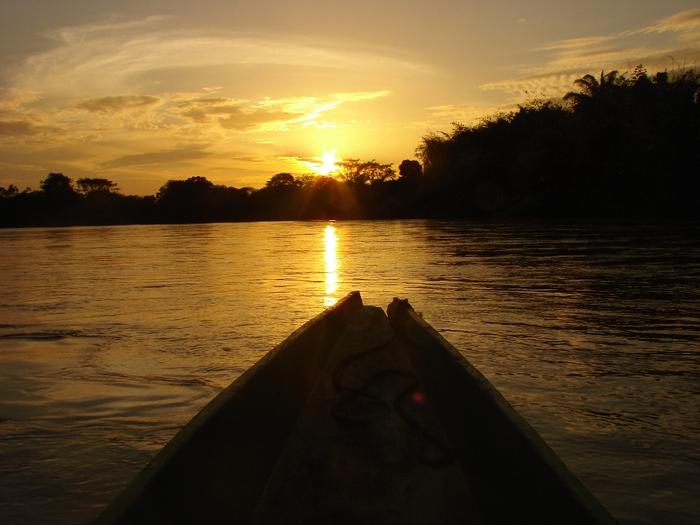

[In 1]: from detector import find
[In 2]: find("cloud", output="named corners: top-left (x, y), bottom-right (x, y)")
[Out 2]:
top-left (259, 91), bottom-right (390, 129)
top-left (173, 98), bottom-right (239, 123)
top-left (48, 15), bottom-right (174, 43)
top-left (0, 119), bottom-right (63, 137)
top-left (11, 17), bottom-right (424, 99)
top-left (407, 102), bottom-right (520, 131)
top-left (278, 153), bottom-right (317, 164)
top-left (427, 104), bottom-right (505, 125)
top-left (218, 109), bottom-right (298, 131)
top-left (630, 8), bottom-right (700, 35)
top-left (676, 31), bottom-right (700, 44)
top-left (76, 95), bottom-right (161, 113)
top-left (0, 15), bottom-right (405, 191)
top-left (276, 153), bottom-right (345, 174)
top-left (482, 8), bottom-right (700, 98)
top-left (536, 36), bottom-right (614, 52)
top-left (331, 91), bottom-right (391, 103)
top-left (0, 120), bottom-right (44, 136)
top-left (481, 70), bottom-right (585, 98)
top-left (172, 97), bottom-right (299, 130)
top-left (0, 106), bottom-right (66, 138)
top-left (102, 147), bottom-right (210, 169)
top-left (172, 90), bottom-right (390, 132)
top-left (228, 155), bottom-right (265, 163)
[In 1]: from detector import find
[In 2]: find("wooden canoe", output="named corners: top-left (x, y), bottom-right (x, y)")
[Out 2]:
top-left (95, 291), bottom-right (615, 524)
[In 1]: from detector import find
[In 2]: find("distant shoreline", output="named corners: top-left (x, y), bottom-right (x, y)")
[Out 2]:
top-left (3, 66), bottom-right (698, 228)
top-left (2, 215), bottom-right (699, 231)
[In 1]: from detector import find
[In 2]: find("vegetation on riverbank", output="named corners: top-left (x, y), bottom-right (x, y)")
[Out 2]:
top-left (1, 66), bottom-right (698, 226)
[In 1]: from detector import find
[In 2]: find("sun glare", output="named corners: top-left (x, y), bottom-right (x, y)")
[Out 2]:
top-left (313, 151), bottom-right (339, 176)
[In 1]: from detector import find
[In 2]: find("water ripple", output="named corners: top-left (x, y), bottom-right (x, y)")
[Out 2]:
top-left (0, 221), bottom-right (698, 525)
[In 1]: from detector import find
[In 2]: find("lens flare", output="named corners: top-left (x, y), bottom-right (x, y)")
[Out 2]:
top-left (312, 151), bottom-right (339, 176)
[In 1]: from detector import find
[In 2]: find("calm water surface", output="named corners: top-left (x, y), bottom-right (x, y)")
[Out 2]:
top-left (0, 221), bottom-right (699, 524)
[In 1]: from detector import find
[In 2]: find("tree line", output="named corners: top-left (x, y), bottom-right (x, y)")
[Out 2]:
top-left (416, 66), bottom-right (699, 218)
top-left (0, 158), bottom-right (422, 226)
top-left (1, 65), bottom-right (698, 227)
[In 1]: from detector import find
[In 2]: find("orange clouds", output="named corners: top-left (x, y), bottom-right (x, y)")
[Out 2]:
top-left (76, 96), bottom-right (161, 113)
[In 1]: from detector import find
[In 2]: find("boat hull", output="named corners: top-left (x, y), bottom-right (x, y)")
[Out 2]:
top-left (95, 292), bottom-right (363, 525)
top-left (96, 291), bottom-right (615, 524)
top-left (387, 298), bottom-right (615, 524)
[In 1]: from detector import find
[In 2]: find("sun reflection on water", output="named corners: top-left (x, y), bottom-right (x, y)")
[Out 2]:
top-left (324, 224), bottom-right (339, 306)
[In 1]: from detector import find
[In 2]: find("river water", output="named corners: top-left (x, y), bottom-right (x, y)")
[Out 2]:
top-left (0, 221), bottom-right (698, 524)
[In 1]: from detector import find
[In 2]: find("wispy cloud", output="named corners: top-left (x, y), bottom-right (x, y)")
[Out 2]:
top-left (0, 16), bottom-right (397, 148)
top-left (331, 91), bottom-right (391, 103)
top-left (172, 97), bottom-right (300, 131)
top-left (278, 154), bottom-right (317, 165)
top-left (76, 95), bottom-right (161, 113)
top-left (0, 120), bottom-right (55, 137)
top-left (170, 90), bottom-right (390, 132)
top-left (411, 103), bottom-right (516, 129)
top-left (102, 146), bottom-right (210, 169)
top-left (0, 14), bottom-right (402, 190)
top-left (627, 8), bottom-right (700, 35)
top-left (0, 106), bottom-right (64, 138)
top-left (49, 15), bottom-right (174, 41)
top-left (481, 71), bottom-right (584, 98)
top-left (536, 36), bottom-right (614, 52)
top-left (483, 8), bottom-right (700, 98)
top-left (11, 17), bottom-right (423, 99)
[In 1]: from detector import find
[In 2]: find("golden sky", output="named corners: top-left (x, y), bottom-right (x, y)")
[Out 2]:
top-left (1, 2), bottom-right (699, 194)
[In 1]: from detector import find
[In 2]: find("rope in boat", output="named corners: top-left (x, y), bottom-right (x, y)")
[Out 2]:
top-left (331, 338), bottom-right (453, 468)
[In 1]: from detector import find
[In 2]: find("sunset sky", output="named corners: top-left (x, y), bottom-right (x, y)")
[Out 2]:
top-left (1, 1), bottom-right (699, 194)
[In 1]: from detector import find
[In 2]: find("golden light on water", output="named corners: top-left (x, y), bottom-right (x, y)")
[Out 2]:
top-left (323, 224), bottom-right (339, 306)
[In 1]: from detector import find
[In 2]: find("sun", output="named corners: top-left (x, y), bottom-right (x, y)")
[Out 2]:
top-left (314, 151), bottom-right (339, 176)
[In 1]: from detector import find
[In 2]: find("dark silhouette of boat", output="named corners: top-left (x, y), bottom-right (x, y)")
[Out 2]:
top-left (96, 291), bottom-right (615, 524)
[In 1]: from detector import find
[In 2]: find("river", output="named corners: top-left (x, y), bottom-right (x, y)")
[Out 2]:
top-left (0, 221), bottom-right (698, 524)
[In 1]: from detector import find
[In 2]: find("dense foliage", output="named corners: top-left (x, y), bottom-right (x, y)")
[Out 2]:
top-left (416, 67), bottom-right (699, 218)
top-left (1, 66), bottom-right (698, 227)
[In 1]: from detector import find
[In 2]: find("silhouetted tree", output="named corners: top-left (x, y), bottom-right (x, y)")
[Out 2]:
top-left (338, 159), bottom-right (396, 185)
top-left (2, 64), bottom-right (698, 227)
top-left (40, 173), bottom-right (76, 199)
top-left (265, 173), bottom-right (301, 188)
top-left (0, 185), bottom-right (18, 197)
top-left (76, 178), bottom-right (119, 195)
top-left (398, 160), bottom-right (422, 180)
top-left (302, 176), bottom-right (357, 218)
top-left (417, 66), bottom-right (699, 218)
top-left (415, 131), bottom-right (451, 175)
top-left (563, 70), bottom-right (620, 110)
top-left (156, 176), bottom-right (216, 221)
